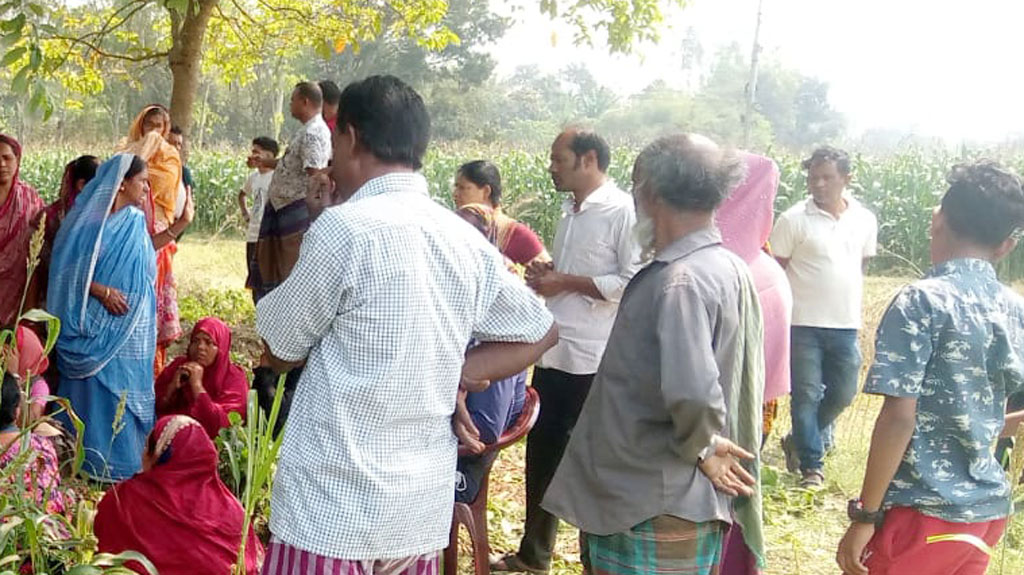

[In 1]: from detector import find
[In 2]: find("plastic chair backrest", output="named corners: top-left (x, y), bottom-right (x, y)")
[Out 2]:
top-left (458, 386), bottom-right (540, 457)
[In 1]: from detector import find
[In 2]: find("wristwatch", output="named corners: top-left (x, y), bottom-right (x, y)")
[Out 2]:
top-left (847, 499), bottom-right (885, 526)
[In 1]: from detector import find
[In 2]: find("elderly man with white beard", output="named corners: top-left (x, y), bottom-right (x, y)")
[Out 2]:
top-left (541, 134), bottom-right (767, 575)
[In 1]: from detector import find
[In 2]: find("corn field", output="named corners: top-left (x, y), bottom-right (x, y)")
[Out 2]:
top-left (19, 146), bottom-right (1024, 279)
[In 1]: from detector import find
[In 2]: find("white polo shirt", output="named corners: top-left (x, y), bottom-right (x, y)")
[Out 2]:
top-left (769, 194), bottom-right (877, 329)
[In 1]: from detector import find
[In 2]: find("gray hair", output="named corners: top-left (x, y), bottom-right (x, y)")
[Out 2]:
top-left (633, 134), bottom-right (746, 212)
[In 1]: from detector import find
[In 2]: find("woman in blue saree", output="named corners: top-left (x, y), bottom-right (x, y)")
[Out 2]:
top-left (49, 154), bottom-right (157, 481)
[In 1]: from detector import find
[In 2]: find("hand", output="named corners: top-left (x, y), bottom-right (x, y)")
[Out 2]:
top-left (698, 437), bottom-right (756, 497)
top-left (525, 259), bottom-right (554, 283)
top-left (179, 188), bottom-right (195, 226)
top-left (453, 390), bottom-right (485, 454)
top-left (182, 361), bottom-right (205, 393)
top-left (99, 286), bottom-right (129, 316)
top-left (460, 372), bottom-right (490, 393)
top-left (836, 522), bottom-right (875, 575)
top-left (527, 269), bottom-right (565, 298)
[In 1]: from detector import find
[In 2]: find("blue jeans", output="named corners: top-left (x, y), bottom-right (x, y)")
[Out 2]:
top-left (790, 326), bottom-right (862, 472)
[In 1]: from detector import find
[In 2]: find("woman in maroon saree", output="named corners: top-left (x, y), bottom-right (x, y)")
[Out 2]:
top-left (154, 317), bottom-right (249, 438)
top-left (94, 414), bottom-right (262, 575)
top-left (0, 133), bottom-right (44, 326)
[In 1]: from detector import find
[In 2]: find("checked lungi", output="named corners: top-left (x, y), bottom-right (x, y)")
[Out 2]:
top-left (580, 515), bottom-right (726, 575)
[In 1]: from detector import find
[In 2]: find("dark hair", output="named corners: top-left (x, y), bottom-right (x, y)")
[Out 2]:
top-left (69, 155), bottom-right (99, 183)
top-left (337, 75), bottom-right (430, 170)
top-left (570, 131), bottom-right (611, 173)
top-left (941, 160), bottom-right (1024, 246)
top-left (125, 155), bottom-right (147, 181)
top-left (458, 160), bottom-right (503, 206)
top-left (294, 81), bottom-right (324, 107)
top-left (802, 146), bottom-right (851, 175)
top-left (1, 373), bottom-right (20, 429)
top-left (319, 80), bottom-right (342, 106)
top-left (252, 136), bottom-right (280, 157)
top-left (634, 134), bottom-right (746, 212)
top-left (169, 125), bottom-right (183, 136)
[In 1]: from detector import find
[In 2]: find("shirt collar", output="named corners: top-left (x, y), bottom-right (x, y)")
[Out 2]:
top-left (303, 115), bottom-right (326, 129)
top-left (350, 172), bottom-right (429, 203)
top-left (927, 257), bottom-right (997, 280)
top-left (804, 190), bottom-right (859, 217)
top-left (654, 226), bottom-right (723, 263)
top-left (561, 180), bottom-right (619, 214)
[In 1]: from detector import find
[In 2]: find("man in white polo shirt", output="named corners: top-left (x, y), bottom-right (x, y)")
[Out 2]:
top-left (491, 129), bottom-right (642, 574)
top-left (770, 146), bottom-right (877, 488)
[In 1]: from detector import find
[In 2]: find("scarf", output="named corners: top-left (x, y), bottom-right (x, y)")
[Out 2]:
top-left (0, 133), bottom-right (43, 326)
top-left (116, 105), bottom-right (183, 228)
top-left (94, 415), bottom-right (261, 575)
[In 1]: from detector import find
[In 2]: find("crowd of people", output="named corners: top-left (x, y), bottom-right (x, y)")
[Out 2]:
top-left (2, 73), bottom-right (1024, 575)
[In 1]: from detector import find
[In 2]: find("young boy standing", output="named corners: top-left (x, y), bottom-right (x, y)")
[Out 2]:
top-left (238, 136), bottom-right (278, 304)
top-left (837, 160), bottom-right (1024, 575)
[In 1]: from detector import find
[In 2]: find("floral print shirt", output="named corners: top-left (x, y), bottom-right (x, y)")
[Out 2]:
top-left (865, 258), bottom-right (1024, 522)
top-left (0, 433), bottom-right (66, 514)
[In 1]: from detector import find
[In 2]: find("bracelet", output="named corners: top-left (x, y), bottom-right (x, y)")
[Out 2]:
top-left (104, 287), bottom-right (110, 300)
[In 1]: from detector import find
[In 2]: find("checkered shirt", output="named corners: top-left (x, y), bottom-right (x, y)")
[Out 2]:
top-left (256, 172), bottom-right (554, 560)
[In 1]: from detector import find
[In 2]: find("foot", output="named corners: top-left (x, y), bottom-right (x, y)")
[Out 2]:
top-left (489, 554), bottom-right (547, 574)
top-left (781, 434), bottom-right (800, 473)
top-left (800, 469), bottom-right (825, 489)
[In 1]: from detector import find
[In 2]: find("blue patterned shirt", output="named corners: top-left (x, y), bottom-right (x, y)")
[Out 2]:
top-left (865, 258), bottom-right (1024, 522)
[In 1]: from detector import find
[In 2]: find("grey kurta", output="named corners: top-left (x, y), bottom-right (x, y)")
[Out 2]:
top-left (541, 226), bottom-right (755, 535)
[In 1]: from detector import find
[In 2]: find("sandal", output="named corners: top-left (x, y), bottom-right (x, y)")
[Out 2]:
top-left (489, 554), bottom-right (547, 574)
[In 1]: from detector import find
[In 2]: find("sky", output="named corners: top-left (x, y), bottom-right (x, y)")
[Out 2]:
top-left (489, 0), bottom-right (1024, 143)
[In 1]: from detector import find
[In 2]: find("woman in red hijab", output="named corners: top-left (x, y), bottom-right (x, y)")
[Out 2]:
top-left (0, 133), bottom-right (44, 326)
top-left (154, 317), bottom-right (249, 438)
top-left (94, 414), bottom-right (263, 575)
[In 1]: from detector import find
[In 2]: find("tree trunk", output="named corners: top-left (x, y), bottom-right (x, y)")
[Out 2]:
top-left (167, 0), bottom-right (218, 138)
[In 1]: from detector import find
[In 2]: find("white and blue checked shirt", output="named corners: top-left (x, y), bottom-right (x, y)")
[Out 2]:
top-left (256, 172), bottom-right (554, 560)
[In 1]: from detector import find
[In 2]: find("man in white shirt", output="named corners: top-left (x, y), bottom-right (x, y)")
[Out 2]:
top-left (239, 136), bottom-right (278, 305)
top-left (254, 81), bottom-right (332, 301)
top-left (256, 75), bottom-right (557, 575)
top-left (493, 129), bottom-right (642, 574)
top-left (769, 146), bottom-right (878, 488)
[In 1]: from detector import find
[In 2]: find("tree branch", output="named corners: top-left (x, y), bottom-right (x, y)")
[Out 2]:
top-left (50, 34), bottom-right (169, 63)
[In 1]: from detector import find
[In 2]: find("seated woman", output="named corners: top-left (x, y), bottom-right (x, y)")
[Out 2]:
top-left (94, 415), bottom-right (262, 575)
top-left (155, 317), bottom-right (248, 438)
top-left (453, 205), bottom-right (528, 504)
top-left (0, 373), bottom-right (66, 514)
top-left (453, 160), bottom-right (549, 265)
top-left (4, 325), bottom-right (50, 422)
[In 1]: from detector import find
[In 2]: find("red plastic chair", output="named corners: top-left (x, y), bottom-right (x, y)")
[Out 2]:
top-left (444, 386), bottom-right (541, 575)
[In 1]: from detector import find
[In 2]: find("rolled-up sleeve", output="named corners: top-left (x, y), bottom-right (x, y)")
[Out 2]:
top-left (592, 206), bottom-right (642, 302)
top-left (256, 220), bottom-right (350, 362)
top-left (657, 280), bottom-right (726, 463)
top-left (473, 250), bottom-right (554, 343)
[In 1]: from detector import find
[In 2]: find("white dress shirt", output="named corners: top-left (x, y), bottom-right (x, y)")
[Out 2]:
top-left (256, 173), bottom-right (554, 559)
top-left (537, 181), bottom-right (642, 375)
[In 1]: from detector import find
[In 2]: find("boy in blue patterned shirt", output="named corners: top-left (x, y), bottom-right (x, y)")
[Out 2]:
top-left (837, 161), bottom-right (1024, 575)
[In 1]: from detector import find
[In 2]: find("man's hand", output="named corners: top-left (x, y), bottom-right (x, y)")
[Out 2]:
top-left (836, 522), bottom-right (875, 575)
top-left (698, 437), bottom-right (756, 497)
top-left (527, 270), bottom-right (566, 298)
top-left (453, 390), bottom-right (485, 454)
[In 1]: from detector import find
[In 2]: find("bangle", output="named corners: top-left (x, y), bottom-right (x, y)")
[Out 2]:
top-left (104, 287), bottom-right (110, 300)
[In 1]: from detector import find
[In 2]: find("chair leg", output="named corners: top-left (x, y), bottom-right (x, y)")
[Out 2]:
top-left (443, 509), bottom-right (459, 575)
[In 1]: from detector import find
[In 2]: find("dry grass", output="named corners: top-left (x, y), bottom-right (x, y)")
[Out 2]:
top-left (175, 239), bottom-right (1024, 575)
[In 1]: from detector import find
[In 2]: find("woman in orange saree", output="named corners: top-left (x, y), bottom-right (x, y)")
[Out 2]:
top-left (116, 105), bottom-right (193, 374)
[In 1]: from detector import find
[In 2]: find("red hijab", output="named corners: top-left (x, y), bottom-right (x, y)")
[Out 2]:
top-left (94, 415), bottom-right (262, 575)
top-left (155, 318), bottom-right (248, 430)
top-left (13, 324), bottom-right (48, 380)
top-left (0, 133), bottom-right (43, 326)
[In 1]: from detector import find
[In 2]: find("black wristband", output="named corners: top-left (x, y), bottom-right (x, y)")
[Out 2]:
top-left (847, 499), bottom-right (885, 526)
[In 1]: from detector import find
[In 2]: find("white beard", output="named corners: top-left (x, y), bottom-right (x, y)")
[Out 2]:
top-left (633, 205), bottom-right (656, 259)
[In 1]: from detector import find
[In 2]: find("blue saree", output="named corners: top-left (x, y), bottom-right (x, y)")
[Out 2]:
top-left (48, 154), bottom-right (157, 481)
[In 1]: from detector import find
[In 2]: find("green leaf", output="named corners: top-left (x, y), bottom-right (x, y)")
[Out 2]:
top-left (64, 566), bottom-right (103, 575)
top-left (19, 309), bottom-right (59, 353)
top-left (10, 63), bottom-right (29, 93)
top-left (0, 30), bottom-right (21, 52)
top-left (27, 3), bottom-right (44, 17)
top-left (28, 44), bottom-right (41, 69)
top-left (28, 85), bottom-right (44, 114)
top-left (0, 45), bottom-right (25, 67)
top-left (0, 14), bottom-right (25, 34)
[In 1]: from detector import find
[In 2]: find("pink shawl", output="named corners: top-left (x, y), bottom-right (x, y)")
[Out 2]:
top-left (0, 134), bottom-right (43, 326)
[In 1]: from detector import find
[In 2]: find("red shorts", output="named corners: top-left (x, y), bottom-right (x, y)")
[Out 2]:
top-left (864, 507), bottom-right (1006, 575)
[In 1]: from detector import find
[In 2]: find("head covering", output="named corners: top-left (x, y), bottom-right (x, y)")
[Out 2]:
top-left (456, 203), bottom-right (498, 245)
top-left (0, 133), bottom-right (44, 326)
top-left (116, 105), bottom-right (182, 229)
top-left (48, 154), bottom-right (156, 380)
top-left (12, 324), bottom-right (48, 380)
top-left (93, 415), bottom-right (262, 575)
top-left (716, 153), bottom-right (780, 263)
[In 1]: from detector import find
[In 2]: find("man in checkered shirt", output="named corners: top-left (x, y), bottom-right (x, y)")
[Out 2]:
top-left (256, 75), bottom-right (558, 575)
